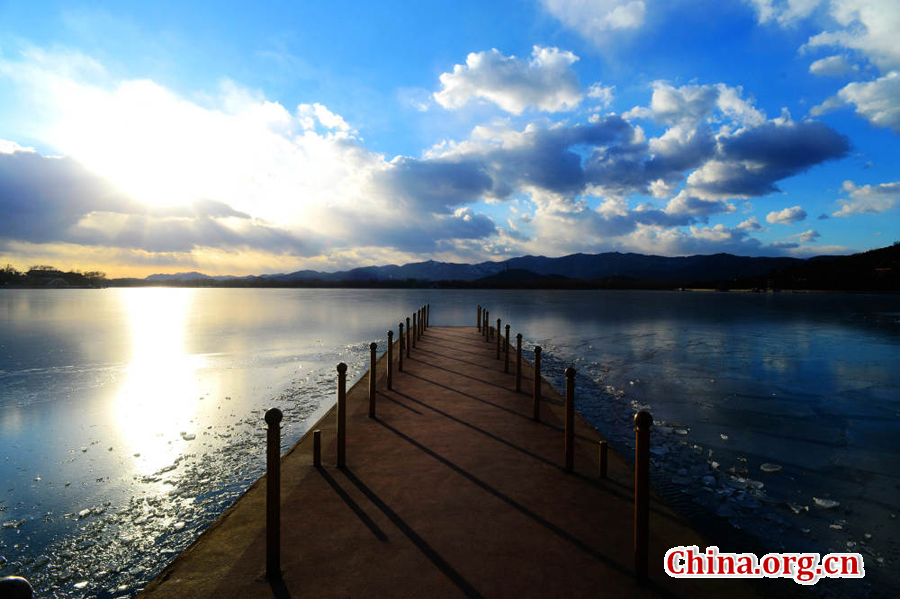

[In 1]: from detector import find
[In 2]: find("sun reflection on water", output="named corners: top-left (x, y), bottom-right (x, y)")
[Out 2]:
top-left (115, 288), bottom-right (204, 475)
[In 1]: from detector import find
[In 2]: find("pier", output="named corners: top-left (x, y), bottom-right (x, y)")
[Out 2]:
top-left (140, 310), bottom-right (758, 598)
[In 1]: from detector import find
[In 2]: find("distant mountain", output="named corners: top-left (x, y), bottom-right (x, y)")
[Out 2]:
top-left (137, 246), bottom-right (898, 288)
top-left (260, 253), bottom-right (803, 283)
top-left (145, 271), bottom-right (214, 281)
top-left (766, 243), bottom-right (899, 290)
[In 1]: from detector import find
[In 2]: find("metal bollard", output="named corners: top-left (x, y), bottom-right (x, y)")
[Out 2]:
top-left (565, 368), bottom-right (575, 472)
top-left (477, 305), bottom-right (481, 331)
top-left (532, 345), bottom-right (541, 419)
top-left (515, 334), bottom-right (523, 392)
top-left (496, 318), bottom-right (501, 359)
top-left (599, 440), bottom-right (608, 479)
top-left (337, 363), bottom-right (347, 468)
top-left (387, 330), bottom-right (394, 390)
top-left (369, 342), bottom-right (377, 418)
top-left (406, 317), bottom-right (411, 358)
top-left (265, 407), bottom-right (283, 579)
top-left (634, 410), bottom-right (652, 582)
top-left (504, 325), bottom-right (510, 373)
top-left (398, 323), bottom-right (404, 371)
top-left (0, 577), bottom-right (33, 599)
top-left (313, 430), bottom-right (321, 467)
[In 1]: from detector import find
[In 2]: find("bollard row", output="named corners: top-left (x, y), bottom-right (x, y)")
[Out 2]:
top-left (471, 304), bottom-right (651, 580)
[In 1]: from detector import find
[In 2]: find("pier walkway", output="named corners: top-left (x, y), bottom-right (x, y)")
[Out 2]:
top-left (140, 326), bottom-right (758, 598)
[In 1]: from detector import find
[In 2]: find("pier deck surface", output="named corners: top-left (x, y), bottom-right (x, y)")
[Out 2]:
top-left (140, 326), bottom-right (759, 598)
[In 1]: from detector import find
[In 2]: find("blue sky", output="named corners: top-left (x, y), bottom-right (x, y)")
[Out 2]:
top-left (0, 0), bottom-right (897, 276)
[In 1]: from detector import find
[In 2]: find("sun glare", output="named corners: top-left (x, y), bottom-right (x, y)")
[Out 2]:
top-left (114, 288), bottom-right (205, 475)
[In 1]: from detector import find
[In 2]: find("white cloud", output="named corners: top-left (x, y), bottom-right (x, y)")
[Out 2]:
top-left (737, 216), bottom-right (765, 231)
top-left (836, 71), bottom-right (900, 133)
top-left (809, 54), bottom-right (856, 76)
top-left (766, 205), bottom-right (808, 224)
top-left (587, 83), bottom-right (616, 108)
top-left (805, 0), bottom-right (900, 73)
top-left (832, 179), bottom-right (900, 216)
top-left (296, 103), bottom-right (353, 132)
top-left (0, 139), bottom-right (35, 154)
top-left (433, 46), bottom-right (583, 115)
top-left (540, 0), bottom-right (646, 43)
top-left (637, 81), bottom-right (765, 128)
top-left (747, 0), bottom-right (823, 26)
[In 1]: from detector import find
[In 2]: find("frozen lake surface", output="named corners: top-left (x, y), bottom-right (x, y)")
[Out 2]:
top-left (1, 288), bottom-right (897, 597)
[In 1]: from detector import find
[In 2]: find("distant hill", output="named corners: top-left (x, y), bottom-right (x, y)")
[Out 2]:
top-left (122, 245), bottom-right (899, 291)
top-left (254, 253), bottom-right (804, 284)
top-left (145, 271), bottom-right (213, 282)
top-left (765, 243), bottom-right (899, 291)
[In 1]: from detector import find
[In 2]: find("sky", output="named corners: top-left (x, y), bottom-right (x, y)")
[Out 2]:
top-left (0, 0), bottom-right (898, 277)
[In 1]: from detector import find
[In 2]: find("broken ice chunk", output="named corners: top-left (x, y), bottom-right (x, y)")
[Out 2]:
top-left (813, 497), bottom-right (840, 510)
top-left (760, 463), bottom-right (782, 474)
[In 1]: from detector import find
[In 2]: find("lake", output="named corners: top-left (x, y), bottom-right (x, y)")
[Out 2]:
top-left (1, 288), bottom-right (898, 597)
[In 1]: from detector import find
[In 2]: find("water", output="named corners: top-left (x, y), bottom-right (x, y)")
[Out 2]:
top-left (0, 288), bottom-right (897, 597)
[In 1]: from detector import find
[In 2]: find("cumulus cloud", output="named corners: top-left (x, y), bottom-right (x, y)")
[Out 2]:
top-left (738, 216), bottom-right (765, 231)
top-left (664, 192), bottom-right (736, 219)
top-left (832, 179), bottom-right (900, 216)
top-left (766, 205), bottom-right (808, 224)
top-left (636, 81), bottom-right (766, 128)
top-left (835, 71), bottom-right (900, 133)
top-left (804, 0), bottom-right (900, 73)
top-left (433, 46), bottom-right (583, 114)
top-left (788, 229), bottom-right (821, 242)
top-left (809, 54), bottom-right (857, 76)
top-left (540, 0), bottom-right (647, 43)
top-left (685, 118), bottom-right (849, 199)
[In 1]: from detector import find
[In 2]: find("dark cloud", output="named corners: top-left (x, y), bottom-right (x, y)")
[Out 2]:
top-left (334, 206), bottom-right (497, 253)
top-left (375, 157), bottom-right (496, 211)
top-left (690, 121), bottom-right (850, 198)
top-left (0, 150), bottom-right (131, 243)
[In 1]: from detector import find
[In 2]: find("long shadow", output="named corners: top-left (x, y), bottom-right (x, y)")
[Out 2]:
top-left (341, 469), bottom-right (484, 599)
top-left (402, 371), bottom-right (532, 422)
top-left (372, 419), bottom-right (634, 578)
top-left (413, 355), bottom-right (519, 392)
top-left (388, 390), bottom-right (669, 513)
top-left (402, 371), bottom-right (595, 443)
top-left (390, 389), bottom-right (561, 470)
top-left (421, 339), bottom-right (494, 360)
top-left (414, 346), bottom-right (506, 372)
top-left (316, 466), bottom-right (389, 542)
top-left (267, 575), bottom-right (293, 599)
top-left (378, 390), bottom-right (423, 415)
